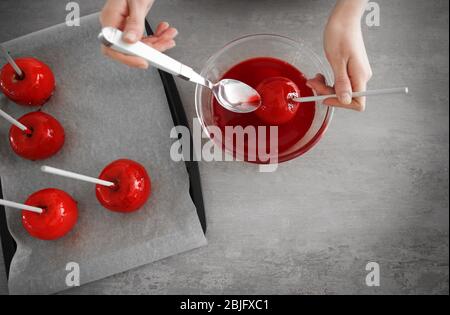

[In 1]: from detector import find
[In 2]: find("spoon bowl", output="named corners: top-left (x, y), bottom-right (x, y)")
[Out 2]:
top-left (212, 79), bottom-right (261, 113)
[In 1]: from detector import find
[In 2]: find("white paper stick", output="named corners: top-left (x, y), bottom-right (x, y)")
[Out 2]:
top-left (0, 45), bottom-right (23, 78)
top-left (293, 87), bottom-right (409, 103)
top-left (41, 165), bottom-right (115, 187)
top-left (0, 108), bottom-right (29, 132)
top-left (0, 199), bottom-right (43, 214)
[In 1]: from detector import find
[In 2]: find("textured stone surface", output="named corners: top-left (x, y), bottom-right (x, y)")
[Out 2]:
top-left (0, 0), bottom-right (448, 295)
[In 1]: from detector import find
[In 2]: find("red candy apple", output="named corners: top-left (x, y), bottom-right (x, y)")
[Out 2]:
top-left (255, 77), bottom-right (300, 125)
top-left (0, 57), bottom-right (55, 106)
top-left (22, 188), bottom-right (78, 241)
top-left (96, 159), bottom-right (151, 213)
top-left (9, 111), bottom-right (65, 160)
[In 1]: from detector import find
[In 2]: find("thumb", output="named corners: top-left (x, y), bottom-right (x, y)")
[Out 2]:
top-left (332, 61), bottom-right (353, 105)
top-left (122, 1), bottom-right (147, 43)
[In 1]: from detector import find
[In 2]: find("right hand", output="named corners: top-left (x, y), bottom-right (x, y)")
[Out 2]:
top-left (307, 0), bottom-right (372, 112)
top-left (100, 0), bottom-right (178, 69)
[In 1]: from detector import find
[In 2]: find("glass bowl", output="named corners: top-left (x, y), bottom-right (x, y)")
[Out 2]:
top-left (195, 34), bottom-right (334, 163)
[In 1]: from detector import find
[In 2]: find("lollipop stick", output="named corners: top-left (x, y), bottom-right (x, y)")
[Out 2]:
top-left (292, 87), bottom-right (409, 103)
top-left (0, 45), bottom-right (23, 79)
top-left (0, 199), bottom-right (43, 214)
top-left (0, 108), bottom-right (30, 133)
top-left (41, 165), bottom-right (115, 187)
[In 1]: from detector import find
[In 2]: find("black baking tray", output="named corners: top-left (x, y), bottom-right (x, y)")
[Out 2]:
top-left (0, 19), bottom-right (207, 280)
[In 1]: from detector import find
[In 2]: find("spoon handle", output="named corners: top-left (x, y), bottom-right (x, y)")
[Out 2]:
top-left (292, 87), bottom-right (409, 103)
top-left (98, 27), bottom-right (207, 86)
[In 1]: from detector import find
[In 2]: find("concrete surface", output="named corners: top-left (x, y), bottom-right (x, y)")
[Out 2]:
top-left (0, 0), bottom-right (448, 294)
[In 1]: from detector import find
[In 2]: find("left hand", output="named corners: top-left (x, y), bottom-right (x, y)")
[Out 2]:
top-left (100, 0), bottom-right (178, 69)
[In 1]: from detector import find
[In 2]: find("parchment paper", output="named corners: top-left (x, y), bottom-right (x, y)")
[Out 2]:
top-left (0, 13), bottom-right (207, 295)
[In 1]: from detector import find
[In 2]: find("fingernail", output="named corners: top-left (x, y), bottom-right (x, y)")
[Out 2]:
top-left (123, 31), bottom-right (137, 43)
top-left (340, 92), bottom-right (352, 105)
top-left (138, 62), bottom-right (149, 69)
top-left (306, 81), bottom-right (312, 88)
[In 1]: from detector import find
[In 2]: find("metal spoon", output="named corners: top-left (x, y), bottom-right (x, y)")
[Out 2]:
top-left (98, 27), bottom-right (261, 113)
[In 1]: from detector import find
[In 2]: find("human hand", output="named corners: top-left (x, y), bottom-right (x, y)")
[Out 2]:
top-left (307, 0), bottom-right (372, 111)
top-left (100, 0), bottom-right (178, 69)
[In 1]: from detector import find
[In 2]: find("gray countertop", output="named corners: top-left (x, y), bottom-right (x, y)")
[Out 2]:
top-left (0, 0), bottom-right (448, 294)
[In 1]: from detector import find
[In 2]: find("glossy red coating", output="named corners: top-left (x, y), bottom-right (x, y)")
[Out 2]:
top-left (0, 57), bottom-right (55, 106)
top-left (96, 159), bottom-right (151, 213)
top-left (255, 76), bottom-right (300, 125)
top-left (22, 188), bottom-right (78, 241)
top-left (9, 111), bottom-right (65, 160)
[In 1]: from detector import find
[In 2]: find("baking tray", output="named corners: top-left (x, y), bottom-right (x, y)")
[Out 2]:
top-left (0, 18), bottom-right (206, 284)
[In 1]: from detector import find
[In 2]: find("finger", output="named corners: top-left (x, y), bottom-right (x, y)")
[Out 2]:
top-left (141, 37), bottom-right (176, 51)
top-left (307, 73), bottom-right (367, 110)
top-left (101, 45), bottom-right (149, 69)
top-left (332, 60), bottom-right (353, 105)
top-left (308, 75), bottom-right (356, 108)
top-left (348, 61), bottom-right (372, 111)
top-left (141, 36), bottom-right (159, 45)
top-left (122, 0), bottom-right (148, 43)
top-left (99, 0), bottom-right (128, 27)
top-left (154, 27), bottom-right (178, 41)
top-left (347, 75), bottom-right (368, 112)
top-left (306, 74), bottom-right (335, 95)
top-left (141, 27), bottom-right (178, 52)
top-left (155, 21), bottom-right (170, 36)
top-left (306, 74), bottom-right (340, 105)
top-left (149, 39), bottom-right (176, 52)
top-left (141, 27), bottom-right (178, 45)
